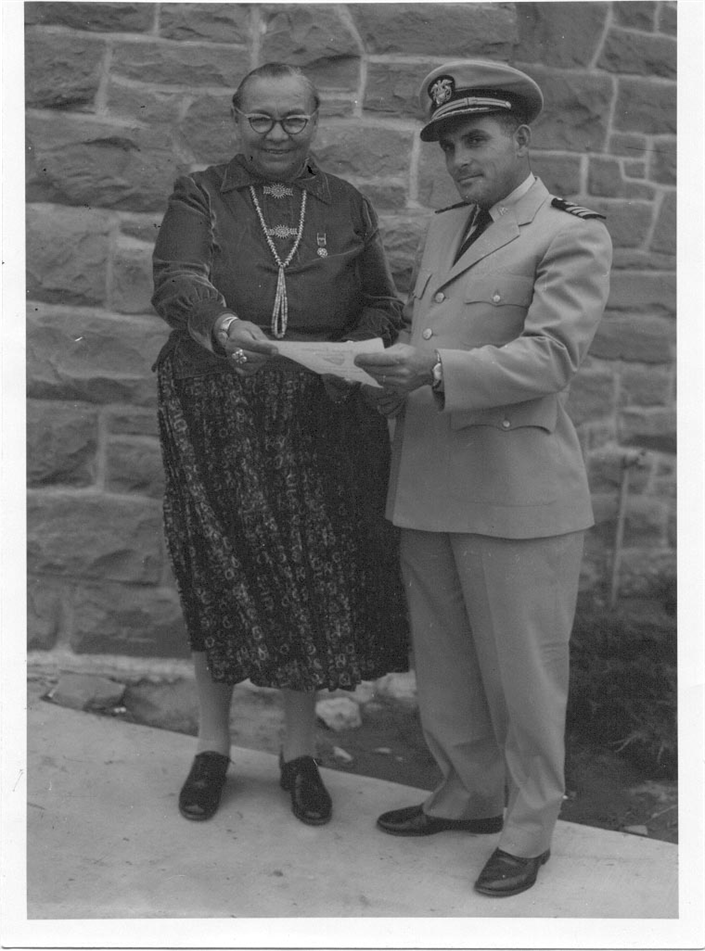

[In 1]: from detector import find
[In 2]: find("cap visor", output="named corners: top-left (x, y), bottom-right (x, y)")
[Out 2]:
top-left (420, 120), bottom-right (442, 142)
top-left (420, 106), bottom-right (513, 142)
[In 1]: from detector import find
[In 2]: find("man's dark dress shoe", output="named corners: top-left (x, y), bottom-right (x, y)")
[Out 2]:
top-left (474, 847), bottom-right (551, 896)
top-left (178, 751), bottom-right (230, 821)
top-left (377, 804), bottom-right (503, 836)
top-left (279, 753), bottom-right (332, 826)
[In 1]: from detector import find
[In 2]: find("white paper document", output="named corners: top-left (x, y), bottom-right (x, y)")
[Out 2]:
top-left (274, 337), bottom-right (384, 387)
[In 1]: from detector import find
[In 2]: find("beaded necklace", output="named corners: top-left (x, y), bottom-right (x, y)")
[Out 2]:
top-left (249, 184), bottom-right (307, 339)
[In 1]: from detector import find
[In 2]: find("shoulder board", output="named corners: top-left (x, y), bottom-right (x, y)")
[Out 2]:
top-left (551, 197), bottom-right (605, 220)
top-left (435, 200), bottom-right (471, 215)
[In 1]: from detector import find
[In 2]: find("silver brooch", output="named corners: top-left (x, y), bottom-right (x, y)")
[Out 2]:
top-left (263, 183), bottom-right (294, 199)
top-left (267, 224), bottom-right (300, 239)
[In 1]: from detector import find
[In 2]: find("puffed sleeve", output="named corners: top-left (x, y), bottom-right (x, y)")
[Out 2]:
top-left (343, 196), bottom-right (404, 347)
top-left (152, 174), bottom-right (234, 353)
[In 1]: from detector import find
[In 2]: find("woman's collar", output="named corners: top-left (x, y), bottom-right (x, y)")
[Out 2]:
top-left (221, 154), bottom-right (331, 203)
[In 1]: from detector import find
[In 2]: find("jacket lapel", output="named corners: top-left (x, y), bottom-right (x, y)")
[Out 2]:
top-left (437, 179), bottom-right (550, 288)
top-left (437, 206), bottom-right (473, 267)
top-left (445, 212), bottom-right (519, 281)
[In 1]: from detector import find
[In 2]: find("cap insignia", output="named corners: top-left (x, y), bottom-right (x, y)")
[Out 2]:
top-left (429, 76), bottom-right (455, 108)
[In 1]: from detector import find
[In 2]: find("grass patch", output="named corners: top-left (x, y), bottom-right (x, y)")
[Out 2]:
top-left (568, 591), bottom-right (677, 778)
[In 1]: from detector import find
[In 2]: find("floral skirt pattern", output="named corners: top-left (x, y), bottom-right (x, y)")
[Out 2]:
top-left (157, 355), bottom-right (409, 689)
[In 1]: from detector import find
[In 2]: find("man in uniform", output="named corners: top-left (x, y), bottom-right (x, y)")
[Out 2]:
top-left (356, 60), bottom-right (612, 897)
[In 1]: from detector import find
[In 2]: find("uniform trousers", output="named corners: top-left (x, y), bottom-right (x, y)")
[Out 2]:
top-left (400, 527), bottom-right (585, 858)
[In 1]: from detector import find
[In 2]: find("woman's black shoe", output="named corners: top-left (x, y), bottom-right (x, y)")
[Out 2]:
top-left (279, 753), bottom-right (332, 826)
top-left (178, 751), bottom-right (230, 821)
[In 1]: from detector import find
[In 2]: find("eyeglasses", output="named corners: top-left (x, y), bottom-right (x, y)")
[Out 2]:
top-left (234, 108), bottom-right (317, 136)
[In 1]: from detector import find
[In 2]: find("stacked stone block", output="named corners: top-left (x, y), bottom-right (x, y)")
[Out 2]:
top-left (26, 2), bottom-right (677, 658)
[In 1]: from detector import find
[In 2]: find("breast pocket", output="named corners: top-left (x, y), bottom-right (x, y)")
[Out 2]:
top-left (460, 273), bottom-right (535, 346)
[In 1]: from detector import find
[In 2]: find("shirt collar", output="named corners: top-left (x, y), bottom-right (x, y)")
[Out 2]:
top-left (489, 173), bottom-right (536, 221)
top-left (220, 153), bottom-right (332, 203)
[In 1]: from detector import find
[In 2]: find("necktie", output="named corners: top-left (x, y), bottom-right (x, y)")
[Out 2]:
top-left (453, 207), bottom-right (493, 264)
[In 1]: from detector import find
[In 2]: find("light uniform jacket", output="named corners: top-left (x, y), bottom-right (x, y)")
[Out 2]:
top-left (387, 178), bottom-right (613, 539)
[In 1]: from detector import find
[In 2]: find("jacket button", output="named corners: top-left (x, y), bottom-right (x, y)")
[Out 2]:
top-left (422, 328), bottom-right (433, 340)
top-left (502, 419), bottom-right (511, 429)
top-left (434, 292), bottom-right (445, 303)
top-left (492, 292), bottom-right (501, 303)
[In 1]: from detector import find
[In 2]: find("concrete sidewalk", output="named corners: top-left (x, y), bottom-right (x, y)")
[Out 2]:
top-left (25, 687), bottom-right (678, 922)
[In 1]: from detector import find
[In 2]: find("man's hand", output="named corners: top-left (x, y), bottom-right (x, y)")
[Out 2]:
top-left (360, 384), bottom-right (406, 417)
top-left (215, 317), bottom-right (279, 375)
top-left (354, 343), bottom-right (435, 394)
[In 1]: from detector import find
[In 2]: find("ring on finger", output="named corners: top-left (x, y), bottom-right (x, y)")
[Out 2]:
top-left (233, 348), bottom-right (248, 366)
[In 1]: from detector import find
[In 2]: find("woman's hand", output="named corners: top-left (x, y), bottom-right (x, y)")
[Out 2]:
top-left (355, 343), bottom-right (435, 394)
top-left (215, 315), bottom-right (279, 375)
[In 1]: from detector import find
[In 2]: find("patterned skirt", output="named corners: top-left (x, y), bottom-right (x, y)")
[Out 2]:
top-left (157, 355), bottom-right (409, 689)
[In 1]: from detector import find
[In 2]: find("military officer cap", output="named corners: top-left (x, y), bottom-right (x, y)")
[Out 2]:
top-left (418, 60), bottom-right (544, 142)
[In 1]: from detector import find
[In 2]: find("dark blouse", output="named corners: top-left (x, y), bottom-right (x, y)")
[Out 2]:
top-left (152, 154), bottom-right (403, 377)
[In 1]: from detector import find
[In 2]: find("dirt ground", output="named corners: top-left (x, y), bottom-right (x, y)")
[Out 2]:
top-left (97, 677), bottom-right (677, 845)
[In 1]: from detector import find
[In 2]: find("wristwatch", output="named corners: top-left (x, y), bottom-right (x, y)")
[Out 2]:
top-left (430, 351), bottom-right (443, 391)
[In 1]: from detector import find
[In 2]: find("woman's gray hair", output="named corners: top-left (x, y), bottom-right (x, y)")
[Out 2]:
top-left (232, 63), bottom-right (320, 113)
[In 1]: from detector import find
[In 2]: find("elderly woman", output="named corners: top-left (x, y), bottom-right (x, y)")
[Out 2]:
top-left (151, 63), bottom-right (407, 827)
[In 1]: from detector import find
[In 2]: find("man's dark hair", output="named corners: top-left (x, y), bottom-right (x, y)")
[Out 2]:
top-left (492, 112), bottom-right (524, 135)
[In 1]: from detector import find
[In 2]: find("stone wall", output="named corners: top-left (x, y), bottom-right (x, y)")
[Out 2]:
top-left (26, 2), bottom-right (677, 659)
